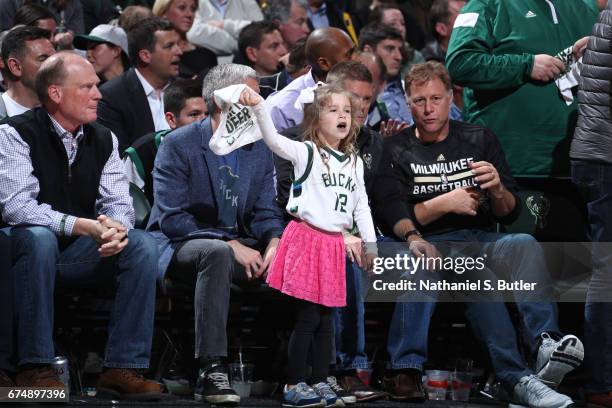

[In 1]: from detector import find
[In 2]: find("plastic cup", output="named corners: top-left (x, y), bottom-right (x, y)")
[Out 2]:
top-left (451, 371), bottom-right (472, 401)
top-left (425, 370), bottom-right (449, 400)
top-left (229, 363), bottom-right (254, 398)
top-left (356, 368), bottom-right (373, 387)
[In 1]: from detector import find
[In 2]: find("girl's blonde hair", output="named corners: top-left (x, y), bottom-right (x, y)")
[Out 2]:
top-left (152, 0), bottom-right (198, 17)
top-left (301, 84), bottom-right (360, 159)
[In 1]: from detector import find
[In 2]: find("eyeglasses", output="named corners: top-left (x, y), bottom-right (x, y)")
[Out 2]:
top-left (408, 93), bottom-right (451, 107)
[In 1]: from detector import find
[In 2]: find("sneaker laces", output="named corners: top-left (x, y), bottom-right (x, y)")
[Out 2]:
top-left (327, 376), bottom-right (346, 393)
top-left (519, 375), bottom-right (556, 400)
top-left (537, 333), bottom-right (557, 368)
top-left (540, 332), bottom-right (556, 350)
top-left (293, 382), bottom-right (319, 398)
top-left (314, 382), bottom-right (337, 399)
top-left (207, 372), bottom-right (232, 390)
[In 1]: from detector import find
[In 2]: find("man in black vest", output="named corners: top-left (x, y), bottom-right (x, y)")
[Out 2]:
top-left (0, 52), bottom-right (162, 400)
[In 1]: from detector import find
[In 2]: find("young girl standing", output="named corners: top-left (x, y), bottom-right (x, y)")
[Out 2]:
top-left (239, 85), bottom-right (377, 408)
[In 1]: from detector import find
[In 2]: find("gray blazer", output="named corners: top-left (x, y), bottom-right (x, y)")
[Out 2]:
top-left (146, 117), bottom-right (285, 278)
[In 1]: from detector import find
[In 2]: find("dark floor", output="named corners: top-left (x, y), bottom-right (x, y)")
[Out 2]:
top-left (55, 396), bottom-right (602, 407)
top-left (64, 396), bottom-right (505, 407)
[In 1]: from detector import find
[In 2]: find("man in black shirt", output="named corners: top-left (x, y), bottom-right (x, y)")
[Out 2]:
top-left (374, 62), bottom-right (582, 408)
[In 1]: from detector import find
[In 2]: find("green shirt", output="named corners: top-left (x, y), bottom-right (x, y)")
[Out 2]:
top-left (446, 0), bottom-right (598, 177)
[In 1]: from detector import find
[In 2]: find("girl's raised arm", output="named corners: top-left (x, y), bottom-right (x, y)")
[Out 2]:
top-left (239, 87), bottom-right (308, 164)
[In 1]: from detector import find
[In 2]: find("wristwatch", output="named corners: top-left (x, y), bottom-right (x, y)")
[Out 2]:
top-left (403, 229), bottom-right (422, 241)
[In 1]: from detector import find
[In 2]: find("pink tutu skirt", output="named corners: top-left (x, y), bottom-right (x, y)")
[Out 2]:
top-left (266, 220), bottom-right (346, 307)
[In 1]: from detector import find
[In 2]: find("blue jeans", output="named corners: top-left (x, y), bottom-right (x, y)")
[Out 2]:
top-left (572, 161), bottom-right (612, 394)
top-left (9, 226), bottom-right (158, 368)
top-left (384, 230), bottom-right (560, 389)
top-left (0, 231), bottom-right (13, 371)
top-left (334, 260), bottom-right (369, 370)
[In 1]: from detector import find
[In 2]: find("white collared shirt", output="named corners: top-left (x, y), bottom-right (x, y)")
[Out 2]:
top-left (134, 69), bottom-right (171, 132)
top-left (2, 93), bottom-right (31, 117)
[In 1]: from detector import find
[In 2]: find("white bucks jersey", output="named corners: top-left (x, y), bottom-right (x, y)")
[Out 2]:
top-left (252, 102), bottom-right (377, 243)
top-left (287, 142), bottom-right (371, 238)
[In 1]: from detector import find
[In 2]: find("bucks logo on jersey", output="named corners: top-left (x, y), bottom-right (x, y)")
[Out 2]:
top-left (322, 171), bottom-right (356, 214)
top-left (322, 172), bottom-right (357, 192)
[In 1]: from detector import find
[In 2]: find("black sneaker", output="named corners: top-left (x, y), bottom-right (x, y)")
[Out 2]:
top-left (194, 363), bottom-right (240, 405)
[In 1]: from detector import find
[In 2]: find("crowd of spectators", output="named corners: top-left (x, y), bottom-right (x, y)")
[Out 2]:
top-left (0, 0), bottom-right (610, 407)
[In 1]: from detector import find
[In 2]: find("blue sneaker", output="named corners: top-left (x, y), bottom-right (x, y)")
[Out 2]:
top-left (282, 382), bottom-right (325, 407)
top-left (312, 382), bottom-right (345, 407)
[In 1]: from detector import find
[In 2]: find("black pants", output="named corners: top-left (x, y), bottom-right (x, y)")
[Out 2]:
top-left (0, 231), bottom-right (13, 371)
top-left (287, 298), bottom-right (333, 384)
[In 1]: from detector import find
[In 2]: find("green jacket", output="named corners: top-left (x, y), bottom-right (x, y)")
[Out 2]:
top-left (446, 0), bottom-right (598, 177)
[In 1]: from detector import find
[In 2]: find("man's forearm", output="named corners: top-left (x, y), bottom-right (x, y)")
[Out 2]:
top-left (72, 218), bottom-right (97, 237)
top-left (489, 188), bottom-right (516, 218)
top-left (392, 218), bottom-right (419, 241)
top-left (413, 194), bottom-right (451, 226)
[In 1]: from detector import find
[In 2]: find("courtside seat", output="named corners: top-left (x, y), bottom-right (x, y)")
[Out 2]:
top-left (501, 178), bottom-right (591, 304)
top-left (129, 182), bottom-right (151, 230)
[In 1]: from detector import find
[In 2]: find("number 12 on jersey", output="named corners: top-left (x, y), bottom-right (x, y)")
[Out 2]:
top-left (335, 193), bottom-right (348, 213)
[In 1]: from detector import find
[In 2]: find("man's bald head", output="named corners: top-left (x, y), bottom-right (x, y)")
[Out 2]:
top-left (35, 51), bottom-right (83, 104)
top-left (305, 27), bottom-right (355, 80)
top-left (354, 50), bottom-right (386, 98)
top-left (36, 51), bottom-right (101, 128)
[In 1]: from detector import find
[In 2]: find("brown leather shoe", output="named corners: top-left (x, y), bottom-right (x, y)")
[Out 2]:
top-left (0, 370), bottom-right (14, 387)
top-left (338, 375), bottom-right (388, 402)
top-left (383, 370), bottom-right (426, 402)
top-left (97, 369), bottom-right (163, 401)
top-left (588, 392), bottom-right (612, 407)
top-left (15, 366), bottom-right (64, 388)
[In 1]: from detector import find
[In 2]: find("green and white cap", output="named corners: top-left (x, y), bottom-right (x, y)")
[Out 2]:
top-left (74, 24), bottom-right (128, 56)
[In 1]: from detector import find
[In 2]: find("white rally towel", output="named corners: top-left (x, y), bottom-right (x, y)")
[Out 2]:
top-left (209, 84), bottom-right (262, 155)
top-left (292, 81), bottom-right (326, 111)
top-left (554, 45), bottom-right (582, 106)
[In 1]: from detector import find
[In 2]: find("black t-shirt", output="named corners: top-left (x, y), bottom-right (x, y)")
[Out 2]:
top-left (374, 120), bottom-right (521, 238)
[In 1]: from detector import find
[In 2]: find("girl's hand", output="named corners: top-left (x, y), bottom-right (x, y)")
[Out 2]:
top-left (256, 238), bottom-right (279, 279)
top-left (365, 252), bottom-right (377, 275)
top-left (344, 234), bottom-right (365, 268)
top-left (238, 87), bottom-right (264, 107)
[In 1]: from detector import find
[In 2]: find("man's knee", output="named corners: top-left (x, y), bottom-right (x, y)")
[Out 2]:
top-left (124, 229), bottom-right (158, 258)
top-left (120, 229), bottom-right (159, 279)
top-left (197, 240), bottom-right (234, 269)
top-left (507, 233), bottom-right (537, 244)
top-left (499, 233), bottom-right (539, 254)
top-left (11, 226), bottom-right (58, 257)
